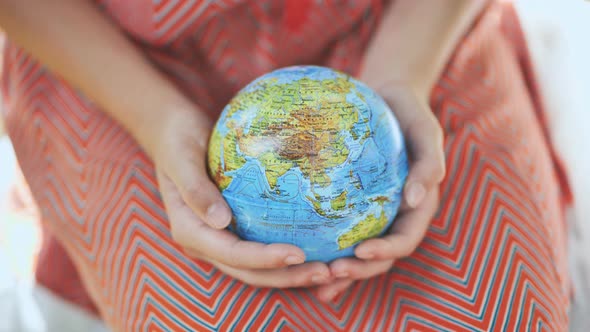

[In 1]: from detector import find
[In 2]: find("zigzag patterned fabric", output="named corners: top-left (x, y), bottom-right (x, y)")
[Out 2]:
top-left (2, 1), bottom-right (572, 331)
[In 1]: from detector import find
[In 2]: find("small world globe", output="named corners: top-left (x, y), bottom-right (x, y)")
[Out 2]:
top-left (207, 66), bottom-right (408, 262)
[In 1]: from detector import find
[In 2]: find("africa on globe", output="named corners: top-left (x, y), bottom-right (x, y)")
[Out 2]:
top-left (207, 66), bottom-right (408, 262)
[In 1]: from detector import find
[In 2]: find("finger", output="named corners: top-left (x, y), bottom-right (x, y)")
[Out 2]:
top-left (355, 189), bottom-right (439, 260)
top-left (160, 128), bottom-right (232, 229)
top-left (403, 113), bottom-right (445, 208)
top-left (329, 258), bottom-right (393, 280)
top-left (176, 161), bottom-right (232, 229)
top-left (315, 278), bottom-right (354, 302)
top-left (214, 260), bottom-right (333, 289)
top-left (158, 170), bottom-right (306, 269)
top-left (378, 86), bottom-right (445, 208)
top-left (181, 232), bottom-right (306, 269)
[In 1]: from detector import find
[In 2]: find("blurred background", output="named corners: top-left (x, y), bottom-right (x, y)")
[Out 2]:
top-left (1, 0), bottom-right (589, 331)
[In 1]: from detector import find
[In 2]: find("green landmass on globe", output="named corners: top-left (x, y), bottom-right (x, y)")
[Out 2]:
top-left (208, 66), bottom-right (408, 262)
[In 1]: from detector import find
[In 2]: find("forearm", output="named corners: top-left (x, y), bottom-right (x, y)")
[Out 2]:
top-left (362, 0), bottom-right (489, 94)
top-left (0, 0), bottom-right (206, 156)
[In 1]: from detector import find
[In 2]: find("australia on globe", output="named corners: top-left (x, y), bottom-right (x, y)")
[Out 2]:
top-left (207, 66), bottom-right (408, 262)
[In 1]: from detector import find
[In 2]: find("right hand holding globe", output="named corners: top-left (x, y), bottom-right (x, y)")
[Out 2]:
top-left (315, 82), bottom-right (445, 301)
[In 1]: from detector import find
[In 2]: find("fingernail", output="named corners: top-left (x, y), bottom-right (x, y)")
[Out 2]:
top-left (406, 182), bottom-right (426, 208)
top-left (206, 202), bottom-right (232, 228)
top-left (312, 274), bottom-right (329, 284)
top-left (284, 255), bottom-right (304, 265)
top-left (335, 271), bottom-right (349, 278)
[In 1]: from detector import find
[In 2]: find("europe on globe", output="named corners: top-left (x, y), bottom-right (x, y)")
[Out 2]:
top-left (207, 66), bottom-right (408, 262)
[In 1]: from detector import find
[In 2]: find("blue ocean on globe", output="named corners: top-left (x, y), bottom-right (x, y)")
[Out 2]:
top-left (208, 65), bottom-right (408, 262)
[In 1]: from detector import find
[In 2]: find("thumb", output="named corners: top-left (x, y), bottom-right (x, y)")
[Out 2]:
top-left (171, 156), bottom-right (233, 229)
top-left (157, 122), bottom-right (232, 229)
top-left (378, 85), bottom-right (446, 209)
top-left (403, 111), bottom-right (445, 208)
top-left (151, 108), bottom-right (232, 229)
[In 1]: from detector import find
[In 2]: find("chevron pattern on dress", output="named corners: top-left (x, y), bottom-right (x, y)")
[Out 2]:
top-left (1, 1), bottom-right (570, 331)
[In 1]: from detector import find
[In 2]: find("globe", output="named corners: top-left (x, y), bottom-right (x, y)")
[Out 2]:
top-left (207, 66), bottom-right (408, 262)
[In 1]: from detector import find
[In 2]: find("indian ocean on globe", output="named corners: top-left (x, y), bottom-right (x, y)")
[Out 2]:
top-left (207, 66), bottom-right (408, 262)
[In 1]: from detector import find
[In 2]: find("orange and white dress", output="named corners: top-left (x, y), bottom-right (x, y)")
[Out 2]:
top-left (1, 1), bottom-right (572, 331)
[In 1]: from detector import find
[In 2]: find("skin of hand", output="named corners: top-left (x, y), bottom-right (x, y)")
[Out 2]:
top-left (0, 0), bottom-right (334, 288)
top-left (313, 0), bottom-right (489, 302)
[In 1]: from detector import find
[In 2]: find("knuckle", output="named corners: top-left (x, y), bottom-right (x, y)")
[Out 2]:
top-left (170, 225), bottom-right (190, 247)
top-left (169, 224), bottom-right (181, 241)
top-left (226, 244), bottom-right (245, 268)
top-left (271, 279), bottom-right (290, 289)
top-left (438, 165), bottom-right (447, 182)
top-left (356, 272), bottom-right (375, 281)
top-left (237, 275), bottom-right (259, 287)
top-left (375, 250), bottom-right (395, 262)
top-left (398, 243), bottom-right (417, 258)
top-left (246, 279), bottom-right (266, 288)
top-left (270, 272), bottom-right (299, 289)
top-left (379, 261), bottom-right (394, 274)
top-left (431, 122), bottom-right (444, 143)
top-left (291, 275), bottom-right (310, 288)
top-left (361, 268), bottom-right (378, 280)
top-left (183, 247), bottom-right (202, 259)
top-left (352, 270), bottom-right (371, 280)
top-left (223, 269), bottom-right (263, 288)
top-left (264, 256), bottom-right (285, 270)
top-left (433, 161), bottom-right (446, 183)
top-left (183, 184), bottom-right (206, 206)
top-left (259, 246), bottom-right (285, 269)
top-left (348, 269), bottom-right (363, 280)
top-left (420, 154), bottom-right (445, 185)
top-left (428, 126), bottom-right (446, 181)
top-left (254, 273), bottom-right (286, 288)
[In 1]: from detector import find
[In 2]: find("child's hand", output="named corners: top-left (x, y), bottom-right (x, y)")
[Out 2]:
top-left (315, 82), bottom-right (446, 301)
top-left (153, 108), bottom-right (333, 288)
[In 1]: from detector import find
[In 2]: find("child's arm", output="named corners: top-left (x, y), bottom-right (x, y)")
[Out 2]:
top-left (0, 0), bottom-right (196, 154)
top-left (0, 0), bottom-right (331, 288)
top-left (361, 0), bottom-right (489, 95)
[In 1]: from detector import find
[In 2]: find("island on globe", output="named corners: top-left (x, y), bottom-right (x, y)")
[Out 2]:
top-left (207, 65), bottom-right (408, 262)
